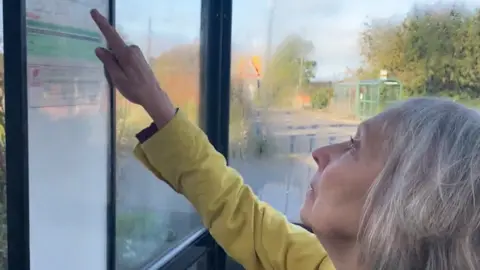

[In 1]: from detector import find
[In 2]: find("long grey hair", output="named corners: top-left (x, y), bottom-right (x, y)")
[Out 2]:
top-left (359, 97), bottom-right (480, 269)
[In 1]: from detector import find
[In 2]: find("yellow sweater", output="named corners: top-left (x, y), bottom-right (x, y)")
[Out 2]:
top-left (133, 111), bottom-right (335, 270)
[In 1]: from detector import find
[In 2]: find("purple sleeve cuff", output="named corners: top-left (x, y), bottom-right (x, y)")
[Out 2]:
top-left (136, 122), bottom-right (159, 143)
top-left (135, 108), bottom-right (178, 144)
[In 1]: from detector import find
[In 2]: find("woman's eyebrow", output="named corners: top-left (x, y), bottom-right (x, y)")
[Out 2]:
top-left (355, 123), bottom-right (366, 139)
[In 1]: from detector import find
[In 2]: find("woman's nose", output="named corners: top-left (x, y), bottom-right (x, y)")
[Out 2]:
top-left (312, 146), bottom-right (331, 170)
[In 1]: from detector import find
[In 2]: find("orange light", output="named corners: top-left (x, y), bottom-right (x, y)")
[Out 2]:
top-left (250, 56), bottom-right (262, 77)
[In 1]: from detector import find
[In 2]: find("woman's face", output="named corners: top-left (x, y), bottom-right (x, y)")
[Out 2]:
top-left (300, 114), bottom-right (387, 239)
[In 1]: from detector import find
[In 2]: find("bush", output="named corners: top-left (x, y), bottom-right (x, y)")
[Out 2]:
top-left (116, 210), bottom-right (203, 269)
top-left (310, 88), bottom-right (333, 109)
top-left (116, 212), bottom-right (170, 269)
top-left (0, 168), bottom-right (5, 270)
top-left (247, 126), bottom-right (277, 158)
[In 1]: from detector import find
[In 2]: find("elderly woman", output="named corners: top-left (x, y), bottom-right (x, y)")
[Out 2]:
top-left (91, 10), bottom-right (480, 270)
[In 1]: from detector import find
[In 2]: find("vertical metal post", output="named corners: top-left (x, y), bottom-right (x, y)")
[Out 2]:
top-left (265, 0), bottom-right (276, 67)
top-left (355, 83), bottom-right (360, 118)
top-left (107, 1), bottom-right (117, 269)
top-left (200, 0), bottom-right (232, 156)
top-left (146, 17), bottom-right (153, 65)
top-left (3, 0), bottom-right (30, 269)
top-left (199, 0), bottom-right (232, 268)
top-left (328, 136), bottom-right (336, 145)
top-left (309, 135), bottom-right (315, 152)
top-left (289, 135), bottom-right (295, 153)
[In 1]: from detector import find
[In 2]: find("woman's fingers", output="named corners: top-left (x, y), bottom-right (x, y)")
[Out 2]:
top-left (95, 47), bottom-right (126, 86)
top-left (90, 9), bottom-right (127, 56)
top-left (91, 10), bottom-right (146, 78)
top-left (128, 45), bottom-right (153, 76)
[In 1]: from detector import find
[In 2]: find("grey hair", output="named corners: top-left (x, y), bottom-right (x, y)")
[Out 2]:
top-left (358, 97), bottom-right (480, 270)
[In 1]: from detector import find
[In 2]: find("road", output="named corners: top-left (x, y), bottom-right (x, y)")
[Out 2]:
top-left (116, 109), bottom-right (359, 268)
top-left (231, 109), bottom-right (358, 221)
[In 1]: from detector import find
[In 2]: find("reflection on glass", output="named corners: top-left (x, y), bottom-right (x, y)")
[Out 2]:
top-left (115, 1), bottom-right (202, 269)
top-left (186, 254), bottom-right (208, 270)
top-left (26, 0), bottom-right (109, 269)
top-left (230, 0), bottom-right (479, 224)
top-left (0, 21), bottom-right (6, 269)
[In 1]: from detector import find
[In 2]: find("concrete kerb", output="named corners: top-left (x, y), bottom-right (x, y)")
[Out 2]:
top-left (307, 110), bottom-right (362, 125)
top-left (284, 153), bottom-right (317, 169)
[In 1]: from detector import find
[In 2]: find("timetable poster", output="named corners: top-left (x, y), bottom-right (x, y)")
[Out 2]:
top-left (26, 0), bottom-right (109, 108)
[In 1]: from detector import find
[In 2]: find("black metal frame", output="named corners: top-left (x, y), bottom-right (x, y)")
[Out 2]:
top-left (198, 0), bottom-right (232, 268)
top-left (144, 229), bottom-right (215, 270)
top-left (4, 1), bottom-right (118, 269)
top-left (4, 0), bottom-right (30, 269)
top-left (107, 0), bottom-right (117, 269)
top-left (154, 0), bottom-right (233, 268)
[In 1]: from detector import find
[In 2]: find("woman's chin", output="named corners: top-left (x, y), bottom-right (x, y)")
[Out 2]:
top-left (299, 214), bottom-right (309, 226)
top-left (300, 201), bottom-right (311, 226)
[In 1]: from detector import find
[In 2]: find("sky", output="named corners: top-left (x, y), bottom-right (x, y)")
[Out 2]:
top-left (0, 0), bottom-right (478, 79)
top-left (114, 0), bottom-right (480, 80)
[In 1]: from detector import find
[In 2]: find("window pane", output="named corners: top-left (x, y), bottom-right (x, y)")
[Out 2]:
top-left (186, 253), bottom-right (208, 270)
top-left (229, 0), bottom-right (356, 223)
top-left (115, 1), bottom-right (202, 269)
top-left (26, 0), bottom-right (109, 269)
top-left (228, 1), bottom-right (480, 269)
top-left (230, 0), bottom-right (477, 226)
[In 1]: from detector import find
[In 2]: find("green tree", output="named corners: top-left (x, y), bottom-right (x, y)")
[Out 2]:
top-left (260, 34), bottom-right (317, 107)
top-left (151, 44), bottom-right (200, 123)
top-left (359, 5), bottom-right (480, 102)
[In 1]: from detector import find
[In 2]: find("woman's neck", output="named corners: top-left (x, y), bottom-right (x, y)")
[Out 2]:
top-left (319, 237), bottom-right (363, 270)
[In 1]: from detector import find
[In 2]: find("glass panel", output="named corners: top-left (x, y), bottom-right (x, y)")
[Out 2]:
top-left (230, 0), bottom-right (359, 223)
top-left (226, 256), bottom-right (245, 270)
top-left (25, 0), bottom-right (109, 269)
top-left (186, 254), bottom-right (208, 270)
top-left (0, 0), bottom-right (6, 268)
top-left (231, 1), bottom-right (476, 223)
top-left (115, 1), bottom-right (202, 269)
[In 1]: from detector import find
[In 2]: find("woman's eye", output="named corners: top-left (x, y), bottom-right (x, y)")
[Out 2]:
top-left (348, 136), bottom-right (358, 152)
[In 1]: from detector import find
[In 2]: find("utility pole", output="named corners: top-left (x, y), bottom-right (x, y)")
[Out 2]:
top-left (147, 17), bottom-right (153, 65)
top-left (265, 0), bottom-right (276, 66)
top-left (262, 0), bottom-right (276, 108)
top-left (297, 57), bottom-right (304, 94)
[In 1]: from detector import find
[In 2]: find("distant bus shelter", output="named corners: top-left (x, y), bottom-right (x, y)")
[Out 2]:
top-left (331, 79), bottom-right (403, 120)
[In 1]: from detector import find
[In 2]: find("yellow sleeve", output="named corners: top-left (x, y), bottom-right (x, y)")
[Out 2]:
top-left (133, 111), bottom-right (334, 270)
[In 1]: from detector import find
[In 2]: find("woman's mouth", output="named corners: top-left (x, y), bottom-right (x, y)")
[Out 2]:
top-left (306, 183), bottom-right (315, 198)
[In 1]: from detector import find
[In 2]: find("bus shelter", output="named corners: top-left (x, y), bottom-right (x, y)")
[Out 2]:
top-left (332, 79), bottom-right (403, 120)
top-left (4, 0), bottom-right (232, 269)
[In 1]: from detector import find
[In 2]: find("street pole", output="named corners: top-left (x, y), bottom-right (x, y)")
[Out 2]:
top-left (147, 17), bottom-right (153, 66)
top-left (265, 0), bottom-right (276, 65)
top-left (263, 0), bottom-right (276, 109)
top-left (297, 57), bottom-right (304, 94)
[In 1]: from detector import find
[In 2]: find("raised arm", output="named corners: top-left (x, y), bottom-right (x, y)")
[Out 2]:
top-left (133, 111), bottom-right (333, 270)
top-left (89, 9), bottom-right (332, 269)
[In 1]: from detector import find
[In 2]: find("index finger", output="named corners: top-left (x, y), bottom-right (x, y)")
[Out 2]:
top-left (90, 9), bottom-right (126, 53)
